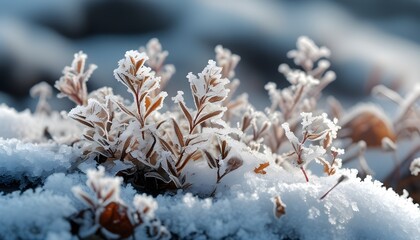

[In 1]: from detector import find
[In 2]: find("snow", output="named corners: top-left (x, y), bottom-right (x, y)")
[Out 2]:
top-left (0, 138), bottom-right (80, 184)
top-left (0, 104), bottom-right (82, 143)
top-left (0, 166), bottom-right (418, 239)
top-left (0, 188), bottom-right (75, 240)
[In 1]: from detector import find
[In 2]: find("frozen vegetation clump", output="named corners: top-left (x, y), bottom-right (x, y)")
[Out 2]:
top-left (0, 37), bottom-right (419, 239)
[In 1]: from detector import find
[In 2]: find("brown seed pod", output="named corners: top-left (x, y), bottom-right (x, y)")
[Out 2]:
top-left (340, 105), bottom-right (396, 148)
top-left (99, 202), bottom-right (134, 238)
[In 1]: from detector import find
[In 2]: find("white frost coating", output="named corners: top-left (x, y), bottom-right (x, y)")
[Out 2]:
top-left (0, 138), bottom-right (80, 183)
top-left (331, 147), bottom-right (345, 155)
top-left (172, 91), bottom-right (185, 104)
top-left (301, 112), bottom-right (340, 140)
top-left (281, 122), bottom-right (299, 145)
top-left (410, 158), bottom-right (420, 176)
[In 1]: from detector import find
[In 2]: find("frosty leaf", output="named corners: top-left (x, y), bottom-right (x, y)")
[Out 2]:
top-left (203, 150), bottom-right (217, 169)
top-left (195, 110), bottom-right (224, 127)
top-left (55, 51), bottom-right (97, 106)
top-left (144, 93), bottom-right (167, 119)
top-left (226, 157), bottom-right (243, 172)
top-left (172, 119), bottom-right (184, 147)
top-left (281, 122), bottom-right (299, 145)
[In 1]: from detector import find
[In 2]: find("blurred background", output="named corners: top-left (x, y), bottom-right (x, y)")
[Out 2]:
top-left (1, 0), bottom-right (420, 110)
top-left (0, 0), bottom-right (419, 197)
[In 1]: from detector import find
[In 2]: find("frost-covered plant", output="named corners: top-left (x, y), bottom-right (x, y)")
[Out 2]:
top-left (30, 81), bottom-right (53, 115)
top-left (55, 51), bottom-right (97, 106)
top-left (71, 166), bottom-right (169, 239)
top-left (57, 41), bottom-right (246, 194)
top-left (269, 36), bottom-right (336, 122)
top-left (281, 112), bottom-right (342, 181)
top-left (139, 38), bottom-right (175, 92)
top-left (54, 37), bottom-right (416, 200)
top-left (52, 37), bottom-right (349, 196)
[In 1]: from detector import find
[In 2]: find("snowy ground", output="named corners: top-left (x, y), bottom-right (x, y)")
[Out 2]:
top-left (0, 103), bottom-right (418, 240)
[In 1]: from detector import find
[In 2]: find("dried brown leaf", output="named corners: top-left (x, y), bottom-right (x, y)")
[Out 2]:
top-left (145, 96), bottom-right (152, 110)
top-left (208, 96), bottom-right (225, 103)
top-left (196, 110), bottom-right (223, 126)
top-left (178, 102), bottom-right (193, 131)
top-left (103, 189), bottom-right (115, 202)
top-left (145, 96), bottom-right (164, 119)
top-left (203, 150), bottom-right (217, 169)
top-left (177, 150), bottom-right (198, 172)
top-left (254, 162), bottom-right (270, 175)
top-left (158, 137), bottom-right (175, 156)
top-left (77, 192), bottom-right (95, 208)
top-left (73, 117), bottom-right (94, 128)
top-left (172, 119), bottom-right (184, 147)
top-left (135, 58), bottom-right (145, 71)
top-left (226, 157), bottom-right (243, 172)
top-left (114, 100), bottom-right (136, 118)
top-left (146, 135), bottom-right (157, 159)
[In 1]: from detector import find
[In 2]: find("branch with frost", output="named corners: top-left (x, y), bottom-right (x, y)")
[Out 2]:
top-left (268, 36), bottom-right (336, 122)
top-left (140, 38), bottom-right (175, 91)
top-left (281, 112), bottom-right (342, 181)
top-left (214, 45), bottom-right (248, 122)
top-left (372, 84), bottom-right (420, 138)
top-left (55, 51), bottom-right (97, 106)
top-left (162, 60), bottom-right (233, 179)
top-left (30, 81), bottom-right (52, 115)
top-left (113, 50), bottom-right (167, 129)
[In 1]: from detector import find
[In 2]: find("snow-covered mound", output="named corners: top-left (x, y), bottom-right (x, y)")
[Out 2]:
top-left (0, 167), bottom-right (419, 240)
